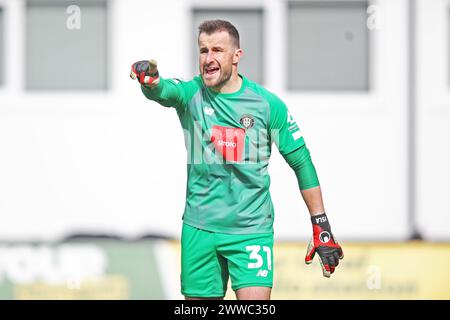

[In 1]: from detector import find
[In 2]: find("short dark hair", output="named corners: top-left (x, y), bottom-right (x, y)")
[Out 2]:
top-left (198, 19), bottom-right (240, 48)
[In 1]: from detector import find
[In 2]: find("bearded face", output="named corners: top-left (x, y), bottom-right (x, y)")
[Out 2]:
top-left (198, 31), bottom-right (241, 90)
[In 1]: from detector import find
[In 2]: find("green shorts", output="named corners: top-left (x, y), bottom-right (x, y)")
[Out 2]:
top-left (181, 223), bottom-right (274, 298)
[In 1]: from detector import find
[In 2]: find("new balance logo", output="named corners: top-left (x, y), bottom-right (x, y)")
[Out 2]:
top-left (256, 270), bottom-right (268, 277)
top-left (204, 106), bottom-right (214, 115)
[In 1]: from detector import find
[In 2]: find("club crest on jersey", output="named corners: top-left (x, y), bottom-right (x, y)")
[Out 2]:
top-left (240, 114), bottom-right (255, 129)
top-left (319, 231), bottom-right (331, 244)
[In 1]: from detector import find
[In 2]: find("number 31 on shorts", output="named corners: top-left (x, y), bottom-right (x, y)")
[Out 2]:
top-left (246, 245), bottom-right (272, 271)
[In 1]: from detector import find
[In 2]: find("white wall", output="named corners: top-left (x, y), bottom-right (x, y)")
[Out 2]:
top-left (0, 0), bottom-right (444, 241)
top-left (416, 0), bottom-right (450, 240)
top-left (271, 0), bottom-right (409, 240)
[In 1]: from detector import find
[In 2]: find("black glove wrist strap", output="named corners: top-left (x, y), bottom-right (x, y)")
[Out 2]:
top-left (311, 213), bottom-right (331, 231)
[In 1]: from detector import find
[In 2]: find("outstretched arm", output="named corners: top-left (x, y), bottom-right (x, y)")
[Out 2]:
top-left (130, 59), bottom-right (190, 109)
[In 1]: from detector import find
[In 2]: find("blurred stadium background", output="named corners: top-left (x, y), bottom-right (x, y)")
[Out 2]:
top-left (0, 0), bottom-right (449, 299)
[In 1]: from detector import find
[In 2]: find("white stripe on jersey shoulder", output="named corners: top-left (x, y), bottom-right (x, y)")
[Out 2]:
top-left (292, 131), bottom-right (303, 141)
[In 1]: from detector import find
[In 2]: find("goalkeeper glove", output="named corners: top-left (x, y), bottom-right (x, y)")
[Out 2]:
top-left (130, 59), bottom-right (160, 87)
top-left (305, 213), bottom-right (344, 277)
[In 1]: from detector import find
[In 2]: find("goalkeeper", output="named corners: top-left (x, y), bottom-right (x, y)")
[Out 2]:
top-left (130, 20), bottom-right (343, 300)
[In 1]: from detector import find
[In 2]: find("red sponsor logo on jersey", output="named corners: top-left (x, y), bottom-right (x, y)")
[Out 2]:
top-left (211, 125), bottom-right (245, 162)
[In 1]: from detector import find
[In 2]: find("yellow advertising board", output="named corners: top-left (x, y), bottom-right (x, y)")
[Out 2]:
top-left (14, 275), bottom-right (129, 300)
top-left (169, 241), bottom-right (450, 299)
top-left (2, 241), bottom-right (449, 299)
top-left (269, 242), bottom-right (450, 299)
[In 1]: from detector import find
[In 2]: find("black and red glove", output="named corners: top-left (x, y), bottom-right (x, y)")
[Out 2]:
top-left (305, 213), bottom-right (344, 277)
top-left (130, 59), bottom-right (160, 87)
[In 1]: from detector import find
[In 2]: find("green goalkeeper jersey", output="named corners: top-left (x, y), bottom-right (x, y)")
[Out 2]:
top-left (141, 75), bottom-right (318, 234)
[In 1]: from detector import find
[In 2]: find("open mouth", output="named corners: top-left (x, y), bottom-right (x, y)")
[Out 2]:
top-left (204, 66), bottom-right (220, 76)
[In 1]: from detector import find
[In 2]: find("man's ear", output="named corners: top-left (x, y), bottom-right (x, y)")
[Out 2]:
top-left (233, 48), bottom-right (243, 64)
